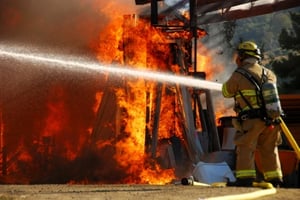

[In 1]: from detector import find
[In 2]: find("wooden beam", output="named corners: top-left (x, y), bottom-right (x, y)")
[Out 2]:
top-left (151, 83), bottom-right (163, 158)
top-left (196, 0), bottom-right (258, 13)
top-left (205, 90), bottom-right (221, 151)
top-left (197, 0), bottom-right (300, 25)
top-left (177, 85), bottom-right (204, 162)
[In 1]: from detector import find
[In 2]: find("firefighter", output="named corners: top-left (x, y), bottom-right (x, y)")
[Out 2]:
top-left (222, 41), bottom-right (283, 187)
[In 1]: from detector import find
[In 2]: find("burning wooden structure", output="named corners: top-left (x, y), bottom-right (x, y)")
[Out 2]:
top-left (91, 13), bottom-right (222, 179)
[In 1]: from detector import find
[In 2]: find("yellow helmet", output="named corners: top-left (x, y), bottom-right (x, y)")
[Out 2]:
top-left (237, 41), bottom-right (261, 60)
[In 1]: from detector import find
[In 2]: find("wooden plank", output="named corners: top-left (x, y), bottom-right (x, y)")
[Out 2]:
top-left (197, 0), bottom-right (300, 25)
top-left (196, 0), bottom-right (258, 13)
top-left (195, 92), bottom-right (210, 153)
top-left (144, 90), bottom-right (152, 154)
top-left (177, 85), bottom-right (204, 163)
top-left (151, 83), bottom-right (163, 158)
top-left (205, 90), bottom-right (221, 151)
top-left (91, 75), bottom-right (121, 142)
top-left (167, 144), bottom-right (177, 168)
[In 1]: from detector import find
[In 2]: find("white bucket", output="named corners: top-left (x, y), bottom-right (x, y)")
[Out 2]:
top-left (192, 161), bottom-right (236, 184)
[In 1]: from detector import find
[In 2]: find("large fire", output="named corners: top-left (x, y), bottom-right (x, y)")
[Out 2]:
top-left (0, 2), bottom-right (229, 185)
top-left (94, 15), bottom-right (177, 184)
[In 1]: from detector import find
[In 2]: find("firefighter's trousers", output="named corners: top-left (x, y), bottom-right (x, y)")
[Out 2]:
top-left (232, 118), bottom-right (283, 180)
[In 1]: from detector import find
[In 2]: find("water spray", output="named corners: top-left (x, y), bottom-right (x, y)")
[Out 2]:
top-left (0, 45), bottom-right (222, 91)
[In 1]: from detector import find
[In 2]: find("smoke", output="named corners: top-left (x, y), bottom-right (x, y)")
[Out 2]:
top-left (200, 24), bottom-right (236, 82)
top-left (199, 23), bottom-right (237, 118)
top-left (0, 0), bottom-right (141, 108)
top-left (0, 0), bottom-right (140, 184)
top-left (0, 0), bottom-right (137, 49)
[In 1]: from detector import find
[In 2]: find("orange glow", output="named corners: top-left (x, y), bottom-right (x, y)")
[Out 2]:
top-left (197, 54), bottom-right (210, 74)
top-left (139, 162), bottom-right (175, 185)
top-left (214, 98), bottom-right (236, 126)
top-left (95, 15), bottom-right (177, 184)
top-left (95, 17), bottom-right (124, 64)
top-left (44, 100), bottom-right (66, 137)
top-left (18, 149), bottom-right (32, 163)
top-left (43, 86), bottom-right (72, 158)
top-left (93, 91), bottom-right (103, 113)
top-left (196, 45), bottom-right (224, 80)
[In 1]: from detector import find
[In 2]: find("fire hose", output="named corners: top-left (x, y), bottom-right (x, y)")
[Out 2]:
top-left (181, 177), bottom-right (276, 199)
top-left (181, 177), bottom-right (273, 189)
top-left (205, 188), bottom-right (277, 200)
top-left (279, 117), bottom-right (300, 160)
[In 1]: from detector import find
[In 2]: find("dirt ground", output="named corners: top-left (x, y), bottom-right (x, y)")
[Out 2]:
top-left (0, 184), bottom-right (299, 200)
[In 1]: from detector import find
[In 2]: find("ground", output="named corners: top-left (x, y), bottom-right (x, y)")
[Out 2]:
top-left (0, 184), bottom-right (299, 200)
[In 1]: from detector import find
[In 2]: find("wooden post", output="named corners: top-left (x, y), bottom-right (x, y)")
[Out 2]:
top-left (151, 0), bottom-right (158, 25)
top-left (195, 92), bottom-right (209, 153)
top-left (145, 89), bottom-right (152, 154)
top-left (205, 90), bottom-right (221, 151)
top-left (177, 85), bottom-right (203, 163)
top-left (151, 83), bottom-right (163, 158)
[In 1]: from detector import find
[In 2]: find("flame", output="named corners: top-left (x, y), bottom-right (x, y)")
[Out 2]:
top-left (94, 15), bottom-right (177, 184)
top-left (93, 91), bottom-right (103, 113)
top-left (215, 99), bottom-right (236, 126)
top-left (42, 85), bottom-right (80, 161)
top-left (114, 80), bottom-right (147, 167)
top-left (197, 54), bottom-right (209, 74)
top-left (43, 86), bottom-right (67, 137)
top-left (167, 29), bottom-right (206, 40)
top-left (196, 45), bottom-right (224, 80)
top-left (0, 2), bottom-right (228, 185)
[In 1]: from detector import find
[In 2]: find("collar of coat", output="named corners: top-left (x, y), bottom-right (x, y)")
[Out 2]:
top-left (242, 57), bottom-right (259, 65)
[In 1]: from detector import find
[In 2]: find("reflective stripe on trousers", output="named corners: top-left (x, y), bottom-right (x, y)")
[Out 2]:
top-left (234, 118), bottom-right (282, 180)
top-left (264, 170), bottom-right (283, 180)
top-left (236, 169), bottom-right (256, 179)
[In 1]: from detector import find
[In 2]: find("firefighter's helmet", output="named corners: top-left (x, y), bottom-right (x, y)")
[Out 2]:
top-left (237, 41), bottom-right (261, 60)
